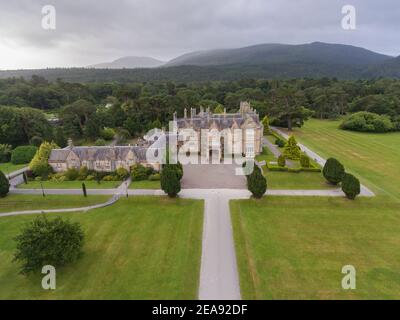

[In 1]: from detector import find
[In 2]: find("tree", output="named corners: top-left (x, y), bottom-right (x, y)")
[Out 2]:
top-left (13, 216), bottom-right (84, 274)
top-left (341, 173), bottom-right (361, 200)
top-left (29, 141), bottom-right (58, 178)
top-left (54, 127), bottom-right (67, 148)
top-left (261, 115), bottom-right (270, 135)
top-left (11, 146), bottom-right (38, 164)
top-left (300, 154), bottom-right (310, 168)
top-left (277, 155), bottom-right (286, 167)
top-left (247, 165), bottom-right (267, 198)
top-left (323, 158), bottom-right (345, 185)
top-left (269, 85), bottom-right (313, 131)
top-left (160, 165), bottom-right (181, 197)
top-left (283, 135), bottom-right (301, 160)
top-left (0, 170), bottom-right (9, 197)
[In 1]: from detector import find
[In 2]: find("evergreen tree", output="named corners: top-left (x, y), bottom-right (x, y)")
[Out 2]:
top-left (341, 173), bottom-right (360, 199)
top-left (0, 170), bottom-right (9, 197)
top-left (323, 158), bottom-right (345, 185)
top-left (283, 135), bottom-right (301, 160)
top-left (261, 115), bottom-right (270, 135)
top-left (247, 166), bottom-right (267, 198)
top-left (160, 165), bottom-right (181, 198)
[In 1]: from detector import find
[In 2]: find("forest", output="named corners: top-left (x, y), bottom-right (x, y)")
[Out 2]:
top-left (0, 76), bottom-right (399, 148)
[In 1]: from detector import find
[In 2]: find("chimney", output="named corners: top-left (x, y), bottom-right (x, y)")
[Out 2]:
top-left (67, 138), bottom-right (74, 149)
top-left (184, 108), bottom-right (187, 119)
top-left (173, 111), bottom-right (177, 121)
top-left (224, 108), bottom-right (227, 118)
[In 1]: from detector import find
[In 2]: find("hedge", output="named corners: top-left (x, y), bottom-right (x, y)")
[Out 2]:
top-left (11, 146), bottom-right (38, 164)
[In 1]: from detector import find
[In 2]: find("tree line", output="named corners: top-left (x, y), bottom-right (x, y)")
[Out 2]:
top-left (1, 76), bottom-right (400, 147)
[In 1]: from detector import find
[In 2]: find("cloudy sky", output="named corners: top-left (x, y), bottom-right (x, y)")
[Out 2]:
top-left (0, 0), bottom-right (398, 69)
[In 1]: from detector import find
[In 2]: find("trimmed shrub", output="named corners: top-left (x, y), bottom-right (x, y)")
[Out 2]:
top-left (262, 115), bottom-right (270, 135)
top-left (65, 168), bottom-right (79, 181)
top-left (277, 155), bottom-right (286, 167)
top-left (29, 142), bottom-right (58, 177)
top-left (116, 167), bottom-right (129, 180)
top-left (0, 170), bottom-right (9, 197)
top-left (131, 164), bottom-right (149, 181)
top-left (323, 158), bottom-right (345, 185)
top-left (160, 165), bottom-right (181, 197)
top-left (86, 175), bottom-right (95, 181)
top-left (13, 216), bottom-right (84, 274)
top-left (340, 112), bottom-right (393, 133)
top-left (78, 166), bottom-right (89, 180)
top-left (275, 138), bottom-right (285, 148)
top-left (247, 167), bottom-right (267, 198)
top-left (102, 175), bottom-right (116, 181)
top-left (342, 173), bottom-right (361, 200)
top-left (94, 138), bottom-right (107, 146)
top-left (11, 146), bottom-right (38, 164)
top-left (300, 154), bottom-right (310, 168)
top-left (283, 135), bottom-right (301, 160)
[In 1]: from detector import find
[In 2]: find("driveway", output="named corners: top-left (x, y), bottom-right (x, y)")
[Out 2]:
top-left (181, 159), bottom-right (247, 189)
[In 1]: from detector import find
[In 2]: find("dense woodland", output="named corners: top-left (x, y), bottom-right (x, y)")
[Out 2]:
top-left (0, 76), bottom-right (400, 148)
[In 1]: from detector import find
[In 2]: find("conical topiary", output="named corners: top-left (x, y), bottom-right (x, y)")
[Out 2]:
top-left (283, 135), bottom-right (301, 160)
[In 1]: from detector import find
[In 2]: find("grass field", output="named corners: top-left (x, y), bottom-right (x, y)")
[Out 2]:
top-left (0, 163), bottom-right (27, 175)
top-left (256, 143), bottom-right (331, 190)
top-left (285, 119), bottom-right (400, 201)
top-left (231, 196), bottom-right (400, 299)
top-left (0, 194), bottom-right (110, 213)
top-left (17, 180), bottom-right (121, 189)
top-left (0, 196), bottom-right (203, 299)
top-left (231, 119), bottom-right (400, 299)
top-left (129, 180), bottom-right (160, 189)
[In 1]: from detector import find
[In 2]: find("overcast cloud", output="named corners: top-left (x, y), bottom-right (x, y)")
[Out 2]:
top-left (0, 0), bottom-right (399, 69)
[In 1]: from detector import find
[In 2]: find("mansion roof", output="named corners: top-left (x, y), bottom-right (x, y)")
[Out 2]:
top-left (49, 146), bottom-right (149, 163)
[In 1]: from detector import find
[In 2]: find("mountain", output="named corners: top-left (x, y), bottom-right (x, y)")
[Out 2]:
top-left (0, 42), bottom-right (399, 82)
top-left (166, 42), bottom-right (392, 67)
top-left (89, 56), bottom-right (165, 69)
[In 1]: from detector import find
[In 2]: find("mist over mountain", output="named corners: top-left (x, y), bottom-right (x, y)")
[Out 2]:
top-left (166, 42), bottom-right (392, 67)
top-left (89, 56), bottom-right (165, 69)
top-left (0, 42), bottom-right (399, 82)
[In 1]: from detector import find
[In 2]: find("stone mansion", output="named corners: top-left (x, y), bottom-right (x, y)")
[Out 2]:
top-left (48, 101), bottom-right (263, 172)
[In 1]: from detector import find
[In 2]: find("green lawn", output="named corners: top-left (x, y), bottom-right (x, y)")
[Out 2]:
top-left (256, 144), bottom-right (330, 190)
top-left (232, 119), bottom-right (400, 299)
top-left (0, 196), bottom-right (204, 299)
top-left (285, 119), bottom-right (400, 201)
top-left (231, 196), bottom-right (400, 299)
top-left (0, 194), bottom-right (110, 213)
top-left (129, 180), bottom-right (160, 189)
top-left (0, 163), bottom-right (27, 175)
top-left (17, 180), bottom-right (122, 189)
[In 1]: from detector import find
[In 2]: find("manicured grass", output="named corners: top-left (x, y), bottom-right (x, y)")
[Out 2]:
top-left (231, 196), bottom-right (400, 299)
top-left (0, 194), bottom-right (110, 213)
top-left (265, 171), bottom-right (334, 190)
top-left (256, 144), bottom-right (330, 190)
top-left (129, 180), bottom-right (160, 189)
top-left (285, 119), bottom-right (400, 201)
top-left (0, 196), bottom-right (204, 299)
top-left (17, 180), bottom-right (121, 189)
top-left (0, 163), bottom-right (27, 175)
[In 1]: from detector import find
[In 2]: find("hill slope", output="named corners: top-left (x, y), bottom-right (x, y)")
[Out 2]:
top-left (90, 56), bottom-right (165, 69)
top-left (166, 42), bottom-right (392, 67)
